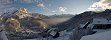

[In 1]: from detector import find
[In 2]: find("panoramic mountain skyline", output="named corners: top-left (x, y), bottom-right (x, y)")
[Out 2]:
top-left (0, 0), bottom-right (110, 15)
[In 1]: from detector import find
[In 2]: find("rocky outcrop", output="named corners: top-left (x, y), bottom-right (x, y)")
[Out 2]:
top-left (4, 18), bottom-right (21, 33)
top-left (15, 8), bottom-right (32, 19)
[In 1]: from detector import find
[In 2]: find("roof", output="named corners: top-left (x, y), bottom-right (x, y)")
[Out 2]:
top-left (92, 18), bottom-right (111, 24)
top-left (80, 30), bottom-right (111, 40)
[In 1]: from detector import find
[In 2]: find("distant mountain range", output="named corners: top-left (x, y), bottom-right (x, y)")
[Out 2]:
top-left (3, 8), bottom-right (111, 32)
top-left (1, 8), bottom-right (111, 40)
top-left (0, 8), bottom-right (74, 27)
top-left (43, 14), bottom-right (74, 26)
top-left (51, 9), bottom-right (111, 31)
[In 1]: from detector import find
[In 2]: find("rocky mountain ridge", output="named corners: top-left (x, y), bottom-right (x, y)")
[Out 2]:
top-left (52, 9), bottom-right (111, 31)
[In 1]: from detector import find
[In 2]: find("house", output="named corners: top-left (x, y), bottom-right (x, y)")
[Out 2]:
top-left (80, 18), bottom-right (111, 40)
top-left (88, 18), bottom-right (111, 29)
top-left (92, 18), bottom-right (111, 24)
top-left (80, 18), bottom-right (111, 29)
top-left (80, 28), bottom-right (111, 40)
top-left (79, 18), bottom-right (111, 35)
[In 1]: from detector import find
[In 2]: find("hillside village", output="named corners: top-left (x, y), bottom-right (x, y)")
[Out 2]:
top-left (0, 8), bottom-right (111, 40)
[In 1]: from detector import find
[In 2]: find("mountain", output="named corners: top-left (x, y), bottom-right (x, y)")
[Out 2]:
top-left (1, 8), bottom-right (111, 40)
top-left (51, 9), bottom-right (111, 31)
top-left (43, 14), bottom-right (74, 26)
top-left (0, 8), bottom-right (75, 40)
top-left (47, 14), bottom-right (74, 18)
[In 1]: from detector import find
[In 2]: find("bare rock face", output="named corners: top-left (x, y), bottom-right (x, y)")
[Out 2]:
top-left (14, 8), bottom-right (49, 29)
top-left (30, 18), bottom-right (49, 29)
top-left (4, 18), bottom-right (21, 33)
top-left (15, 8), bottom-right (32, 19)
top-left (0, 8), bottom-right (50, 40)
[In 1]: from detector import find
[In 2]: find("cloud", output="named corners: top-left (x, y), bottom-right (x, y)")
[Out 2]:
top-left (52, 11), bottom-right (56, 12)
top-left (0, 0), bottom-right (12, 5)
top-left (0, 0), bottom-right (14, 13)
top-left (0, 0), bottom-right (37, 13)
top-left (21, 0), bottom-right (46, 8)
top-left (37, 3), bottom-right (45, 8)
top-left (22, 0), bottom-right (38, 3)
top-left (0, 0), bottom-right (48, 13)
top-left (36, 2), bottom-right (50, 13)
top-left (88, 0), bottom-right (111, 12)
top-left (0, 0), bottom-right (13, 7)
top-left (58, 6), bottom-right (67, 13)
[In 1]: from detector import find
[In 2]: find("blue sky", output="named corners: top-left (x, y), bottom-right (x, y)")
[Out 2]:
top-left (0, 0), bottom-right (98, 15)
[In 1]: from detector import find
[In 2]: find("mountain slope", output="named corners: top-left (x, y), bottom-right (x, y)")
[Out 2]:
top-left (52, 9), bottom-right (111, 31)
